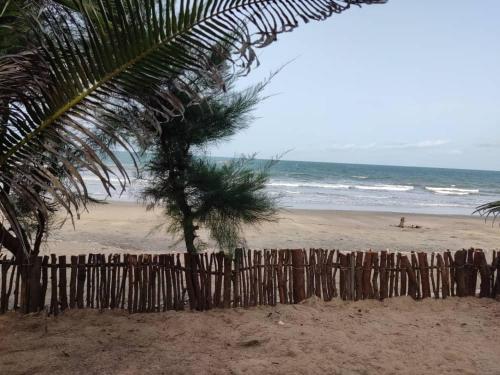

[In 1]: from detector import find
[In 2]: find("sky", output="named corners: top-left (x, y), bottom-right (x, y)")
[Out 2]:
top-left (208, 0), bottom-right (500, 171)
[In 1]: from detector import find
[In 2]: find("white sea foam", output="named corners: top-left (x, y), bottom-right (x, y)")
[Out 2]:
top-left (266, 182), bottom-right (350, 189)
top-left (352, 175), bottom-right (368, 179)
top-left (425, 187), bottom-right (479, 196)
top-left (416, 203), bottom-right (471, 208)
top-left (354, 184), bottom-right (414, 192)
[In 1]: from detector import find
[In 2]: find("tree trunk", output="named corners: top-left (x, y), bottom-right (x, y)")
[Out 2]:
top-left (0, 222), bottom-right (22, 259)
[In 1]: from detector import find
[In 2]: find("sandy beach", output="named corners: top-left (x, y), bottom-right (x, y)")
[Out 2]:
top-left (1, 202), bottom-right (498, 375)
top-left (39, 201), bottom-right (500, 256)
top-left (1, 297), bottom-right (499, 375)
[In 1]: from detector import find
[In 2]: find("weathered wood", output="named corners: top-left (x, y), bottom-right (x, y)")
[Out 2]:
top-left (110, 254), bottom-right (118, 308)
top-left (371, 253), bottom-right (379, 300)
top-left (291, 249), bottom-right (306, 303)
top-left (394, 253), bottom-right (400, 297)
top-left (58, 256), bottom-right (68, 310)
top-left (76, 255), bottom-right (86, 308)
top-left (50, 254), bottom-right (58, 316)
top-left (13, 264), bottom-right (20, 310)
top-left (446, 251), bottom-right (455, 297)
top-left (128, 255), bottom-right (134, 313)
top-left (466, 249), bottom-right (476, 296)
top-left (223, 253), bottom-right (232, 308)
top-left (40, 256), bottom-right (49, 311)
top-left (418, 252), bottom-right (431, 298)
top-left (69, 256), bottom-right (77, 308)
top-left (362, 252), bottom-right (373, 299)
top-left (339, 252), bottom-right (347, 300)
top-left (476, 251), bottom-right (491, 298)
top-left (325, 250), bottom-right (335, 301)
top-left (388, 253), bottom-right (395, 298)
top-left (454, 250), bottom-right (467, 297)
top-left (28, 257), bottom-right (42, 312)
top-left (411, 253), bottom-right (421, 299)
top-left (277, 251), bottom-right (285, 304)
top-left (6, 263), bottom-right (16, 311)
top-left (355, 251), bottom-right (363, 300)
top-left (399, 253), bottom-right (407, 296)
top-left (403, 255), bottom-right (418, 299)
top-left (430, 253), bottom-right (437, 298)
top-left (0, 261), bottom-right (9, 313)
top-left (87, 254), bottom-right (93, 308)
top-left (379, 251), bottom-right (388, 300)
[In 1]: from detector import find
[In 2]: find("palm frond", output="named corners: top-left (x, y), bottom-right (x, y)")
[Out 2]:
top-left (474, 201), bottom-right (500, 223)
top-left (0, 0), bottom-right (386, 255)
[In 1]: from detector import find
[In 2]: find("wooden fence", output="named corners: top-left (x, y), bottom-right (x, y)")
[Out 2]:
top-left (0, 248), bottom-right (499, 314)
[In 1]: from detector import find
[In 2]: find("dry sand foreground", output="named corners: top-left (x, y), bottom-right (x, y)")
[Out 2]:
top-left (0, 297), bottom-right (499, 375)
top-left (40, 201), bottom-right (500, 256)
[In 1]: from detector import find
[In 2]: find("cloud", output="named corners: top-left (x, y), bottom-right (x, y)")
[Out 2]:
top-left (477, 141), bottom-right (500, 148)
top-left (328, 139), bottom-right (450, 151)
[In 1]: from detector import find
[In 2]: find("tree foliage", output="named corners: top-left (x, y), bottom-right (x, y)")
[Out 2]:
top-left (141, 78), bottom-right (278, 253)
top-left (0, 0), bottom-right (386, 258)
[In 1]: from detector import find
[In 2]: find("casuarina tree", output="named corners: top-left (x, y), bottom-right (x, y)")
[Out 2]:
top-left (137, 66), bottom-right (279, 254)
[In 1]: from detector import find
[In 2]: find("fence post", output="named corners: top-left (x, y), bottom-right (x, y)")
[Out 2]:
top-left (291, 249), bottom-right (306, 303)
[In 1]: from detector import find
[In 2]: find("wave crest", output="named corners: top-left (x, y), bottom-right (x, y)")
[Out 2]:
top-left (425, 187), bottom-right (479, 196)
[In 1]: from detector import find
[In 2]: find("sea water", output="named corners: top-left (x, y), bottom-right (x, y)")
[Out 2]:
top-left (82, 153), bottom-right (500, 215)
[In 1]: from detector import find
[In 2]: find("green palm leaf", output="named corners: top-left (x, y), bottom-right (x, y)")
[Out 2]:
top-left (474, 201), bottom-right (500, 223)
top-left (0, 0), bottom-right (386, 256)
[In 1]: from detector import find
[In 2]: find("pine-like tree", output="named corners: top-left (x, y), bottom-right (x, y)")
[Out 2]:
top-left (141, 75), bottom-right (278, 254)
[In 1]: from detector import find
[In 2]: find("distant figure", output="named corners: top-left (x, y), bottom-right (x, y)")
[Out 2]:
top-left (398, 217), bottom-right (405, 228)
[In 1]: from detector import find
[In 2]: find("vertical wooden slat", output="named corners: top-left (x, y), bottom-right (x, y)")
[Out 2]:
top-left (40, 256), bottom-right (49, 311)
top-left (362, 252), bottom-right (372, 299)
top-left (13, 263), bottom-right (20, 310)
top-left (69, 256), bottom-right (77, 308)
top-left (291, 249), bottom-right (306, 303)
top-left (388, 253), bottom-right (395, 298)
top-left (6, 263), bottom-right (16, 312)
top-left (27, 257), bottom-right (42, 312)
top-left (371, 252), bottom-right (379, 300)
top-left (0, 261), bottom-right (9, 313)
top-left (466, 248), bottom-right (475, 296)
top-left (418, 252), bottom-right (431, 298)
top-left (476, 251), bottom-right (490, 298)
top-left (440, 253), bottom-right (449, 298)
top-left (430, 253), bottom-right (437, 298)
top-left (454, 250), bottom-right (467, 297)
top-left (58, 256), bottom-right (68, 311)
top-left (127, 255), bottom-right (134, 313)
top-left (379, 251), bottom-right (387, 300)
top-left (110, 254), bottom-right (117, 309)
top-left (86, 254), bottom-right (92, 308)
top-left (76, 254), bottom-right (86, 308)
top-left (50, 254), bottom-right (58, 316)
top-left (119, 255), bottom-right (128, 309)
top-left (410, 252), bottom-right (421, 299)
top-left (394, 253), bottom-right (400, 297)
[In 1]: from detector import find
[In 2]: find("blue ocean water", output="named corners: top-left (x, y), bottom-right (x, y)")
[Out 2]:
top-left (84, 154), bottom-right (500, 215)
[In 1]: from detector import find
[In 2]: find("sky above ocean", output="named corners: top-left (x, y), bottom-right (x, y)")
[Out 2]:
top-left (207, 0), bottom-right (500, 171)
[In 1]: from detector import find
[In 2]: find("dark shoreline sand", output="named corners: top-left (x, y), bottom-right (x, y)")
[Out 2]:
top-left (37, 201), bottom-right (500, 256)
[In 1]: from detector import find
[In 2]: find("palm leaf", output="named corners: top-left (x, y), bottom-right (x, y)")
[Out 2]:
top-left (474, 201), bottom-right (500, 223)
top-left (0, 0), bottom-right (386, 256)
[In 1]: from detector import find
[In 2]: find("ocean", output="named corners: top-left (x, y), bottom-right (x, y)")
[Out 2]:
top-left (83, 153), bottom-right (500, 215)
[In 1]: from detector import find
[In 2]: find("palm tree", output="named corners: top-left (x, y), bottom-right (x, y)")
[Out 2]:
top-left (0, 0), bottom-right (387, 261)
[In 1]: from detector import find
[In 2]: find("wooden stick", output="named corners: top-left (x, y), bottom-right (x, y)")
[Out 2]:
top-left (50, 254), bottom-right (58, 316)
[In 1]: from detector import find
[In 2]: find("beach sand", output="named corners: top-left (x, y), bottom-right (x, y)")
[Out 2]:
top-left (40, 201), bottom-right (500, 256)
top-left (2, 202), bottom-right (500, 374)
top-left (1, 297), bottom-right (499, 375)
